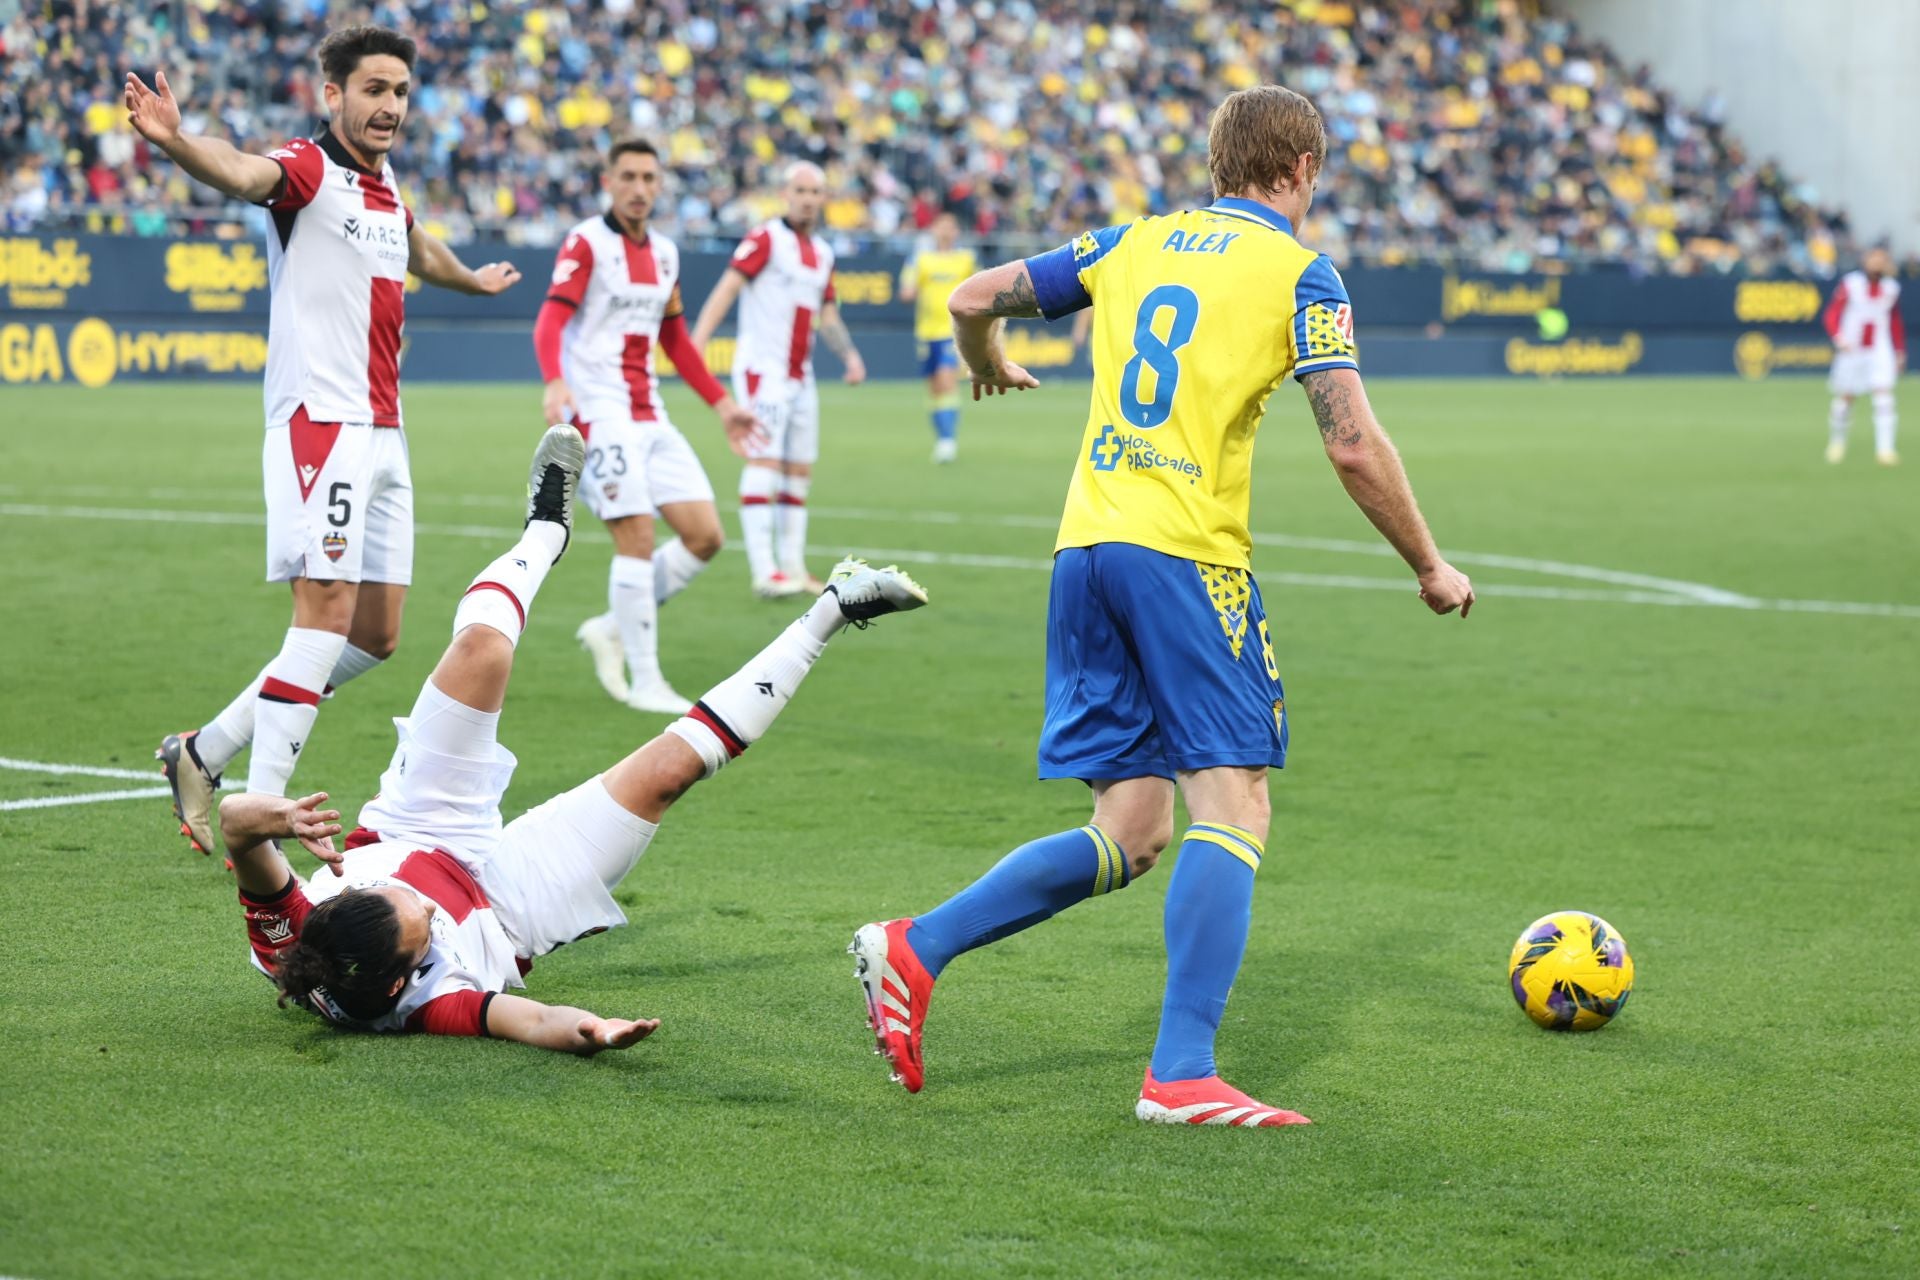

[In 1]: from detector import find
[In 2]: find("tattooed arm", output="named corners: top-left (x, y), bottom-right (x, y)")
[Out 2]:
top-left (817, 301), bottom-right (867, 384)
top-left (1300, 368), bottom-right (1475, 616)
top-left (947, 261), bottom-right (1043, 398)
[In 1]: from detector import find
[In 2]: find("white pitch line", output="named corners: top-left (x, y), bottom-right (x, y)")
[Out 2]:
top-left (0, 756), bottom-right (162, 781)
top-left (0, 786), bottom-right (178, 812)
top-left (4, 502), bottom-right (1918, 620)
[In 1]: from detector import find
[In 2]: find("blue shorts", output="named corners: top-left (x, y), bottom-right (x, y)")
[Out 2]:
top-left (918, 338), bottom-right (959, 377)
top-left (1038, 543), bottom-right (1288, 781)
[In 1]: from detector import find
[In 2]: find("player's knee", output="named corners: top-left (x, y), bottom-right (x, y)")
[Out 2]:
top-left (356, 627), bottom-right (401, 661)
top-left (685, 525), bottom-right (724, 561)
top-left (1106, 815), bottom-right (1175, 875)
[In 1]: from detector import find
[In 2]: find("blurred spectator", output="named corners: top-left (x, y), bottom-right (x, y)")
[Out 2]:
top-left (0, 0), bottom-right (1881, 276)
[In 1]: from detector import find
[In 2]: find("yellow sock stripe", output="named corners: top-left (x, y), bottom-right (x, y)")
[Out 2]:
top-left (1084, 825), bottom-right (1118, 895)
top-left (1095, 825), bottom-right (1125, 893)
top-left (1186, 824), bottom-right (1263, 872)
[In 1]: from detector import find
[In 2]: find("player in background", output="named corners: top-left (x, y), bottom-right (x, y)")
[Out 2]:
top-left (898, 212), bottom-right (977, 463)
top-left (222, 425), bottom-right (928, 1051)
top-left (128, 26), bottom-right (522, 857)
top-left (534, 139), bottom-right (765, 714)
top-left (848, 85), bottom-right (1476, 1126)
top-left (690, 162), bottom-right (867, 598)
top-left (1823, 247), bottom-right (1905, 465)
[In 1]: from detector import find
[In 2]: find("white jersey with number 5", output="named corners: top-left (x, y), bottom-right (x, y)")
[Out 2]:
top-left (729, 218), bottom-right (836, 388)
top-left (257, 132), bottom-right (414, 429)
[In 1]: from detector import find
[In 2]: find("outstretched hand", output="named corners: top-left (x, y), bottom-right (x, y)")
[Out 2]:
top-left (718, 397), bottom-right (769, 457)
top-left (471, 261), bottom-right (522, 295)
top-left (577, 1015), bottom-right (661, 1054)
top-left (968, 360), bottom-right (1040, 400)
top-left (288, 791), bottom-right (346, 873)
top-left (124, 70), bottom-right (183, 148)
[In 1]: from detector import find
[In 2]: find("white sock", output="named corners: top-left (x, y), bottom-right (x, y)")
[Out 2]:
top-left (777, 474), bottom-right (811, 579)
top-left (610, 554), bottom-right (662, 687)
top-left (1829, 397), bottom-right (1851, 445)
top-left (247, 626), bottom-right (347, 796)
top-left (739, 466), bottom-right (779, 582)
top-left (325, 642), bottom-right (383, 695)
top-left (1873, 391), bottom-right (1897, 453)
top-left (664, 600), bottom-right (840, 777)
top-left (197, 666), bottom-right (268, 774)
top-left (653, 537), bottom-right (709, 604)
top-left (452, 522), bottom-right (566, 647)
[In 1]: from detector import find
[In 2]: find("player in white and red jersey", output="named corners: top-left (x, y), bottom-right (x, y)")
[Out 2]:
top-left (1823, 247), bottom-right (1906, 465)
top-left (534, 140), bottom-right (764, 714)
top-left (127, 26), bottom-right (523, 859)
top-left (691, 162), bottom-right (868, 598)
top-left (220, 425), bottom-right (929, 1051)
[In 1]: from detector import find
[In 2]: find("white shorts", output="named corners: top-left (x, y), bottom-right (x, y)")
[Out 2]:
top-left (264, 416), bottom-right (413, 584)
top-left (578, 413), bottom-right (716, 521)
top-left (355, 717), bottom-right (654, 958)
top-left (1830, 348), bottom-right (1898, 396)
top-left (734, 368), bottom-right (820, 465)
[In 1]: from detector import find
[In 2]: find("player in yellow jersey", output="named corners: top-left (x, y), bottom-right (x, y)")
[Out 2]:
top-left (850, 85), bottom-right (1476, 1126)
top-left (899, 212), bottom-right (978, 463)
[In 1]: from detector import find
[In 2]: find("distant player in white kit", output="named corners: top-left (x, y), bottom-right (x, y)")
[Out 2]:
top-left (534, 139), bottom-right (765, 714)
top-left (220, 425), bottom-right (928, 1051)
top-left (1823, 247), bottom-right (1905, 465)
top-left (690, 162), bottom-right (868, 598)
top-left (127, 27), bottom-right (524, 856)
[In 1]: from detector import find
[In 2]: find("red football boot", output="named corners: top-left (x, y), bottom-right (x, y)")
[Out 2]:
top-left (1135, 1068), bottom-right (1312, 1127)
top-left (848, 919), bottom-right (934, 1093)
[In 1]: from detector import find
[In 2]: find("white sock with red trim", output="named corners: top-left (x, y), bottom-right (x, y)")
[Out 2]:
top-left (739, 466), bottom-right (779, 583)
top-left (776, 474), bottom-right (811, 579)
top-left (610, 554), bottom-right (662, 686)
top-left (452, 522), bottom-right (566, 648)
top-left (653, 537), bottom-right (709, 604)
top-left (665, 610), bottom-right (832, 777)
top-left (198, 642), bottom-right (382, 776)
top-left (246, 626), bottom-right (347, 796)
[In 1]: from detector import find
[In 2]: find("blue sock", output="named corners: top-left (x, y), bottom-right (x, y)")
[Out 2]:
top-left (906, 826), bottom-right (1129, 977)
top-left (1149, 823), bottom-right (1264, 1082)
top-left (932, 407), bottom-right (958, 441)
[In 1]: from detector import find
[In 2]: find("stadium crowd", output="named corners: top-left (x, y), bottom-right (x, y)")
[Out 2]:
top-left (0, 0), bottom-right (1897, 276)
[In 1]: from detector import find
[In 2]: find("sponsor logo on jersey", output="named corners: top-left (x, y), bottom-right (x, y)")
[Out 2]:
top-left (1088, 423), bottom-right (1204, 481)
top-left (323, 531), bottom-right (348, 562)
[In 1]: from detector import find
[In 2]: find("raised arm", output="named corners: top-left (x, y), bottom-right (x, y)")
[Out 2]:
top-left (1300, 368), bottom-right (1474, 617)
top-left (484, 993), bottom-right (660, 1056)
top-left (124, 70), bottom-right (283, 203)
top-left (948, 260), bottom-right (1043, 398)
top-left (407, 223), bottom-right (522, 296)
top-left (817, 300), bottom-right (866, 384)
top-left (689, 267), bottom-right (748, 350)
top-left (217, 790), bottom-right (346, 897)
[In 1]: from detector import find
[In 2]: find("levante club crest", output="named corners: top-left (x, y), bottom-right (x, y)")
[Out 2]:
top-left (323, 532), bottom-right (348, 562)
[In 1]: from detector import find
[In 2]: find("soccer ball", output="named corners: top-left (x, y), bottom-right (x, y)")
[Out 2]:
top-left (1507, 911), bottom-right (1633, 1031)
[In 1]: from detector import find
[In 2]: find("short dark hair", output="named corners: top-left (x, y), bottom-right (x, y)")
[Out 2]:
top-left (316, 25), bottom-right (417, 88)
top-left (273, 889), bottom-right (410, 1023)
top-left (608, 138), bottom-right (660, 166)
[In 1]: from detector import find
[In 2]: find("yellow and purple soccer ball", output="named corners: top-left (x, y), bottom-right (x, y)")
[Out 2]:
top-left (1507, 911), bottom-right (1633, 1031)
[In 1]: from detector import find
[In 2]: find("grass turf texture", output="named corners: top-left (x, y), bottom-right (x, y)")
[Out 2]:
top-left (1, 376), bottom-right (1915, 1279)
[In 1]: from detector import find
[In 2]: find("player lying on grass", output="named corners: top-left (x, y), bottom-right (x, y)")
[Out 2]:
top-left (219, 425), bottom-right (927, 1053)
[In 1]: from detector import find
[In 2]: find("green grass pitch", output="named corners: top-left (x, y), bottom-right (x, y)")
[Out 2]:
top-left (1, 375), bottom-right (1915, 1278)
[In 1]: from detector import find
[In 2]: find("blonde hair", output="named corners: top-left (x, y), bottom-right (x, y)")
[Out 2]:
top-left (1207, 85), bottom-right (1326, 199)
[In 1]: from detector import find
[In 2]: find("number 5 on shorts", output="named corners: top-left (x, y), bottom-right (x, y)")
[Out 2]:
top-left (327, 482), bottom-right (352, 528)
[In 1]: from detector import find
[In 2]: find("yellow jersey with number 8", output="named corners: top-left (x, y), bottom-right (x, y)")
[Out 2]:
top-left (1023, 198), bottom-right (1357, 569)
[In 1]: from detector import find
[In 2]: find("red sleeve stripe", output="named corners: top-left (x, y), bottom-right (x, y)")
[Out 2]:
top-left (463, 581), bottom-right (526, 629)
top-left (689, 700), bottom-right (748, 757)
top-left (260, 677), bottom-right (323, 706)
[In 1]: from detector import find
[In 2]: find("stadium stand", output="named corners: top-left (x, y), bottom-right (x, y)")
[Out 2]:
top-left (0, 0), bottom-right (1899, 276)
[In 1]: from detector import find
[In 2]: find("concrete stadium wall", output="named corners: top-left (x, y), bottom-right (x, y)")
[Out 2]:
top-left (1554, 0), bottom-right (1920, 252)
